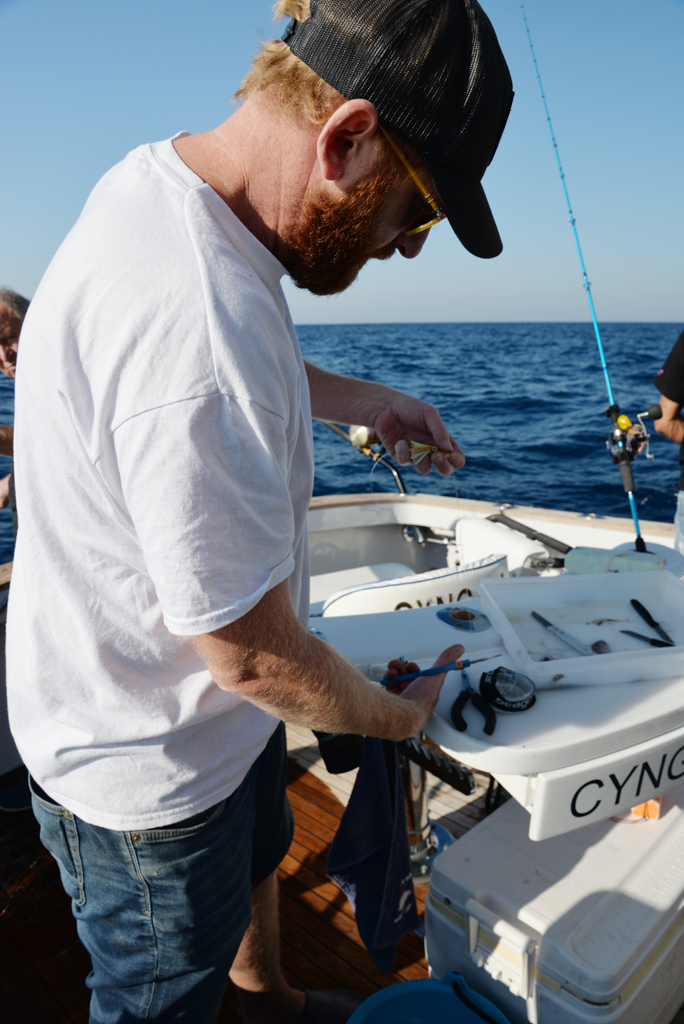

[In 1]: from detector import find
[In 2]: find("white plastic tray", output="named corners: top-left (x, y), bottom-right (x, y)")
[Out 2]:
top-left (479, 570), bottom-right (684, 688)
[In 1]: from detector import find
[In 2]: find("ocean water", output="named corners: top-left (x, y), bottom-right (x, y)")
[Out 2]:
top-left (298, 323), bottom-right (684, 526)
top-left (0, 324), bottom-right (679, 574)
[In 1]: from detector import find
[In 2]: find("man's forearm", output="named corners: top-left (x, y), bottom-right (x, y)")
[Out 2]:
top-left (305, 360), bottom-right (398, 425)
top-left (194, 580), bottom-right (431, 741)
top-left (304, 360), bottom-right (463, 477)
top-left (652, 395), bottom-right (684, 445)
top-left (0, 425), bottom-right (13, 456)
top-left (202, 631), bottom-right (418, 739)
top-left (656, 417), bottom-right (684, 445)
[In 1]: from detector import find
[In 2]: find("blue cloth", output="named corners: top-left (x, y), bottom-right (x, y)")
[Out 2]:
top-left (327, 737), bottom-right (420, 973)
top-left (30, 723), bottom-right (293, 1023)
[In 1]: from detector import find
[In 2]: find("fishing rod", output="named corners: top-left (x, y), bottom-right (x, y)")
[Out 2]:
top-left (521, 6), bottom-right (652, 552)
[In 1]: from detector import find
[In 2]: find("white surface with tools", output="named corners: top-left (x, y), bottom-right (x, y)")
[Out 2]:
top-left (314, 594), bottom-right (684, 839)
top-left (313, 598), bottom-right (684, 775)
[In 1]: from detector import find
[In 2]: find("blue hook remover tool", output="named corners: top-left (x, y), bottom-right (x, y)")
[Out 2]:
top-left (380, 656), bottom-right (499, 686)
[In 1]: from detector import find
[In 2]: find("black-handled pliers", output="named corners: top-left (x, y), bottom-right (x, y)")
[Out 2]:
top-left (450, 669), bottom-right (497, 736)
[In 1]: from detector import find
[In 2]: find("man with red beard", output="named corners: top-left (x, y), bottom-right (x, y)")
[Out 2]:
top-left (8, 1), bottom-right (513, 1021)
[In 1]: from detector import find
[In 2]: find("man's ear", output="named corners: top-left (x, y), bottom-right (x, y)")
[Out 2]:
top-left (316, 99), bottom-right (380, 184)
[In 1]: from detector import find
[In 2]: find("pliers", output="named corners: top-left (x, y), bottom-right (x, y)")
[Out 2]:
top-left (450, 669), bottom-right (497, 736)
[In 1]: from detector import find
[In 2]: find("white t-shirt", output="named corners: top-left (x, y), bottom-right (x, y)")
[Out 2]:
top-left (6, 135), bottom-right (314, 830)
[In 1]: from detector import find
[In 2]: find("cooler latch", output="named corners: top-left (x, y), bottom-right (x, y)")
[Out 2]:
top-left (465, 898), bottom-right (538, 1019)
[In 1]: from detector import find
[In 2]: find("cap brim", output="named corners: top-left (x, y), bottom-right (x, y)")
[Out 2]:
top-left (423, 156), bottom-right (503, 259)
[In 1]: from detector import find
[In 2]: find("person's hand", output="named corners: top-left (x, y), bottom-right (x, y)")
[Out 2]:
top-left (371, 394), bottom-right (465, 476)
top-left (0, 473), bottom-right (10, 510)
top-left (382, 643), bottom-right (465, 732)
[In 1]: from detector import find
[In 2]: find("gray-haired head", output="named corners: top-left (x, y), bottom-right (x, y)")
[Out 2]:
top-left (0, 288), bottom-right (30, 323)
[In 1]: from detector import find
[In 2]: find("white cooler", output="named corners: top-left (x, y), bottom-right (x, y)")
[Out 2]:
top-left (425, 790), bottom-right (684, 1024)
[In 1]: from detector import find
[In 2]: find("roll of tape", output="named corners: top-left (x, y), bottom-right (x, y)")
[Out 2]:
top-left (436, 606), bottom-right (492, 632)
top-left (480, 667), bottom-right (536, 714)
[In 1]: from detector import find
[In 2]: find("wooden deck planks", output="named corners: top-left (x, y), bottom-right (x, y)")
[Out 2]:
top-left (0, 815), bottom-right (91, 1023)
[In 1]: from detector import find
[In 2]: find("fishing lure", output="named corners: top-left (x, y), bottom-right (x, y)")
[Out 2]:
top-left (409, 441), bottom-right (449, 465)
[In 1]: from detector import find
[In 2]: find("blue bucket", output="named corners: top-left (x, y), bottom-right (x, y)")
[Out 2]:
top-left (347, 972), bottom-right (511, 1024)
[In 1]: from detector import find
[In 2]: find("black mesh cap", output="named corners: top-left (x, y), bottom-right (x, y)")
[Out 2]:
top-left (283, 0), bottom-right (513, 258)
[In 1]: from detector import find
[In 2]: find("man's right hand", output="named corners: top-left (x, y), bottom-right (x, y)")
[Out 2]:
top-left (382, 644), bottom-right (464, 728)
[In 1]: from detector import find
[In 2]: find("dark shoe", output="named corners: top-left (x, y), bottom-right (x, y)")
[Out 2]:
top-left (293, 989), bottom-right (367, 1024)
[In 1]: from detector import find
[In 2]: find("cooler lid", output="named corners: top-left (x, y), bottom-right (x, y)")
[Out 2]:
top-left (429, 790), bottom-right (684, 1003)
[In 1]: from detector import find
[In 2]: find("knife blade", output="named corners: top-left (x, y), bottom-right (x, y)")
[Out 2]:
top-left (620, 629), bottom-right (674, 648)
top-left (531, 611), bottom-right (595, 656)
top-left (630, 599), bottom-right (674, 645)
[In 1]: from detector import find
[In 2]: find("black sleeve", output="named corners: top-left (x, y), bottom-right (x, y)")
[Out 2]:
top-left (654, 331), bottom-right (684, 406)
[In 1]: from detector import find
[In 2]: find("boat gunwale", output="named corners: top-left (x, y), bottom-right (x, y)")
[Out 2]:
top-left (309, 492), bottom-right (675, 539)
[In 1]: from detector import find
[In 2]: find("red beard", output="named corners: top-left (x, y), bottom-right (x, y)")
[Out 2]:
top-left (280, 150), bottom-right (401, 296)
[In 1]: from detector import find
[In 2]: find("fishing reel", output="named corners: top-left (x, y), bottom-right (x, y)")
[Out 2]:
top-left (348, 424), bottom-right (382, 454)
top-left (605, 403), bottom-right (662, 485)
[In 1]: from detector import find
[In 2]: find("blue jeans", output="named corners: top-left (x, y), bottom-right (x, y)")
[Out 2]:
top-left (31, 722), bottom-right (293, 1024)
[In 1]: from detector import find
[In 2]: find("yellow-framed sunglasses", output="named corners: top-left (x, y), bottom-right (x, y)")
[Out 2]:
top-left (379, 126), bottom-right (447, 236)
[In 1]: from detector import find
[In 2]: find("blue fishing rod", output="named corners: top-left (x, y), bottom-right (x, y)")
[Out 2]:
top-left (522, 6), bottom-right (648, 552)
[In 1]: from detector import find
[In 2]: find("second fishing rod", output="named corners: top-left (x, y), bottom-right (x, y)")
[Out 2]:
top-left (522, 6), bottom-right (657, 552)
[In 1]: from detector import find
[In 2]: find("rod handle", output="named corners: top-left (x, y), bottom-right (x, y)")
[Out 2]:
top-left (619, 455), bottom-right (635, 494)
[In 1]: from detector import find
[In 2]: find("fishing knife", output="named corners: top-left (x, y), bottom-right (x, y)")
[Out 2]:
top-left (630, 599), bottom-right (674, 645)
top-left (531, 611), bottom-right (595, 656)
top-left (620, 630), bottom-right (674, 649)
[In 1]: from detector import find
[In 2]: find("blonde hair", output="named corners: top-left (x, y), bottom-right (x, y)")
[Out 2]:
top-left (235, 1), bottom-right (344, 126)
top-left (236, 0), bottom-right (423, 166)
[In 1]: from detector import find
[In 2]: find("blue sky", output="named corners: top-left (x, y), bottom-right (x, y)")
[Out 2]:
top-left (2, 0), bottom-right (682, 323)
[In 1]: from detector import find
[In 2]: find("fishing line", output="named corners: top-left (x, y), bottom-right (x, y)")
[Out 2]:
top-left (522, 6), bottom-right (646, 551)
top-left (368, 452), bottom-right (384, 503)
top-left (451, 471), bottom-right (463, 562)
top-left (639, 482), bottom-right (678, 508)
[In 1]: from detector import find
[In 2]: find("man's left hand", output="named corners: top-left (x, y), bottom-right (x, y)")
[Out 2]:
top-left (372, 394), bottom-right (465, 476)
top-left (304, 362), bottom-right (465, 475)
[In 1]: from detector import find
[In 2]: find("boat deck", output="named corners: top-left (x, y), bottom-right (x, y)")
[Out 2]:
top-left (0, 725), bottom-right (491, 1023)
top-left (3, 727), bottom-right (684, 1023)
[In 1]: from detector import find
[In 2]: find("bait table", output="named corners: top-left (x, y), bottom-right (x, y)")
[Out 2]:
top-left (312, 601), bottom-right (684, 841)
